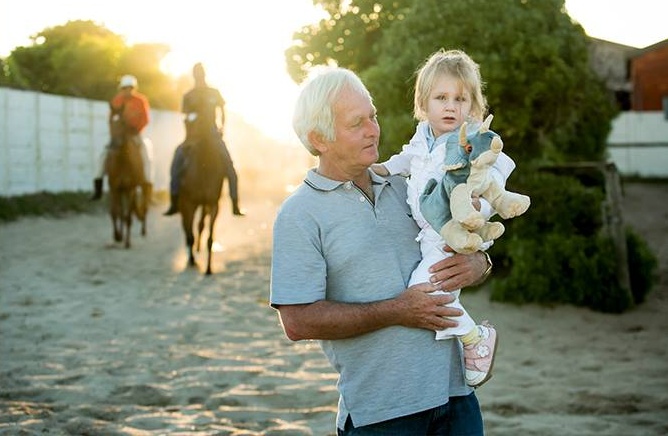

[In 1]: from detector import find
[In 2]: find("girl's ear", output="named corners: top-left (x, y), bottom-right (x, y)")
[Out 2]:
top-left (308, 130), bottom-right (328, 154)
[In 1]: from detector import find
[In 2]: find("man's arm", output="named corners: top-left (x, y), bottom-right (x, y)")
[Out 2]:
top-left (277, 282), bottom-right (460, 341)
top-left (276, 249), bottom-right (489, 342)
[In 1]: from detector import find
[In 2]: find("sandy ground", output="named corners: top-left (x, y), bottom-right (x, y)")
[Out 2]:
top-left (1, 181), bottom-right (667, 435)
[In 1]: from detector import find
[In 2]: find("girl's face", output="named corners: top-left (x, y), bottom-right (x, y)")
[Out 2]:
top-left (426, 74), bottom-right (472, 138)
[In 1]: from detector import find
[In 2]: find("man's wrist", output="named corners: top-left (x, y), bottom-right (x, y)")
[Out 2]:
top-left (473, 251), bottom-right (493, 286)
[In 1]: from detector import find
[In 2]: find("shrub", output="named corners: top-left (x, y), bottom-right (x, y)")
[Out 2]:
top-left (626, 226), bottom-right (659, 305)
top-left (0, 191), bottom-right (103, 222)
top-left (489, 170), bottom-right (658, 313)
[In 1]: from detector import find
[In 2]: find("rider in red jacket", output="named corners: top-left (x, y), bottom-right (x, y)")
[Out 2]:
top-left (91, 74), bottom-right (152, 200)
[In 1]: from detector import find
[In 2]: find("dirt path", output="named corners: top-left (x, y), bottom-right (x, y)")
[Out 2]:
top-left (0, 181), bottom-right (667, 435)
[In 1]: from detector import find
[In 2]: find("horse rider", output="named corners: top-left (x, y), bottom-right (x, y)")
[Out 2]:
top-left (163, 62), bottom-right (245, 217)
top-left (91, 74), bottom-right (152, 201)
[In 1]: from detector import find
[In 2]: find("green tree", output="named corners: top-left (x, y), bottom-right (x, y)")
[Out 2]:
top-left (0, 58), bottom-right (10, 86)
top-left (374, 0), bottom-right (618, 163)
top-left (285, 0), bottom-right (412, 83)
top-left (286, 0), bottom-right (617, 165)
top-left (3, 20), bottom-right (180, 110)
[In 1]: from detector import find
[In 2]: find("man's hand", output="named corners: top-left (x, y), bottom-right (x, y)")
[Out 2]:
top-left (394, 282), bottom-right (462, 331)
top-left (428, 247), bottom-right (489, 292)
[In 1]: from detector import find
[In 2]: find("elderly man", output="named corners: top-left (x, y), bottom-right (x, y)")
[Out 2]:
top-left (270, 67), bottom-right (491, 435)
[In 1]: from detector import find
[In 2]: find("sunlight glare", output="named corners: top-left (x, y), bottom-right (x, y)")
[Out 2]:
top-left (212, 241), bottom-right (224, 253)
top-left (151, 1), bottom-right (327, 143)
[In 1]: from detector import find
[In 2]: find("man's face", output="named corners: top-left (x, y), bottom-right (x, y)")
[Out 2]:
top-left (322, 86), bottom-right (380, 174)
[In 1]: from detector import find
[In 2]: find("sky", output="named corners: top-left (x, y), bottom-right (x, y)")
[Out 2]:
top-left (1, 0), bottom-right (666, 143)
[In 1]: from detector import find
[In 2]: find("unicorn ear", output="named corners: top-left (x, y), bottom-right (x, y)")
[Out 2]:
top-left (480, 114), bottom-right (494, 133)
top-left (459, 122), bottom-right (468, 147)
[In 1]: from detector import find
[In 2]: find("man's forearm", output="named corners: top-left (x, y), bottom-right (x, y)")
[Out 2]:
top-left (278, 298), bottom-right (401, 341)
top-left (277, 282), bottom-right (461, 341)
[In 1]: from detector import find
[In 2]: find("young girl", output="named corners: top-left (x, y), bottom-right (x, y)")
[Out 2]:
top-left (372, 49), bottom-right (516, 387)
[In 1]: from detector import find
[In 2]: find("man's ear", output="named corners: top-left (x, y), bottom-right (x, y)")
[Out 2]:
top-left (308, 131), bottom-right (328, 154)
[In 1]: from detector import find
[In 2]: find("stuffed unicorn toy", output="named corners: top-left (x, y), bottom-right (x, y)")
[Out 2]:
top-left (419, 115), bottom-right (530, 253)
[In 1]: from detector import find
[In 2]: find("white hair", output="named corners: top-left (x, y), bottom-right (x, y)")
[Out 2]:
top-left (292, 66), bottom-right (373, 156)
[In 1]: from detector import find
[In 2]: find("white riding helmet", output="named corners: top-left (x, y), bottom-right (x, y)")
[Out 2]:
top-left (118, 74), bottom-right (138, 89)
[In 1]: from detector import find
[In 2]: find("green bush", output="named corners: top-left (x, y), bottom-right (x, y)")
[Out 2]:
top-left (489, 170), bottom-right (657, 313)
top-left (0, 191), bottom-right (103, 222)
top-left (626, 226), bottom-right (659, 305)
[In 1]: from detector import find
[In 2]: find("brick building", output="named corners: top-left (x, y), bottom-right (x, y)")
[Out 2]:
top-left (631, 39), bottom-right (668, 112)
top-left (588, 37), bottom-right (668, 113)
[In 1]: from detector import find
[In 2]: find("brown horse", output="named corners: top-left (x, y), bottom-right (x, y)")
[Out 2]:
top-left (178, 133), bottom-right (227, 274)
top-left (105, 113), bottom-right (147, 248)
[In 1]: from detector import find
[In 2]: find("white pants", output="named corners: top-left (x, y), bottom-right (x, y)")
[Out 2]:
top-left (95, 135), bottom-right (153, 183)
top-left (409, 229), bottom-right (476, 340)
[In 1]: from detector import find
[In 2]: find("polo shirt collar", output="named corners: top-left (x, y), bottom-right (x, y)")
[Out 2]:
top-left (304, 168), bottom-right (388, 192)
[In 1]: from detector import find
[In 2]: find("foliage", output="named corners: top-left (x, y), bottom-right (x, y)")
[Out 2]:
top-left (0, 191), bottom-right (104, 222)
top-left (626, 226), bottom-right (659, 305)
top-left (286, 0), bottom-right (618, 165)
top-left (490, 171), bottom-right (657, 313)
top-left (1, 20), bottom-right (182, 110)
top-left (285, 0), bottom-right (412, 83)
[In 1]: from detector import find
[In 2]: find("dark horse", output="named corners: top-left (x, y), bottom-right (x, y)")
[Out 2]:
top-left (178, 133), bottom-right (226, 274)
top-left (105, 113), bottom-right (147, 248)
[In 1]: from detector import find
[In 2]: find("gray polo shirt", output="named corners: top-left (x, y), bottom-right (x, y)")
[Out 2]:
top-left (270, 168), bottom-right (471, 429)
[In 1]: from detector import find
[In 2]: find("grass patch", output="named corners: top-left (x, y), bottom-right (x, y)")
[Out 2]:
top-left (0, 191), bottom-right (105, 222)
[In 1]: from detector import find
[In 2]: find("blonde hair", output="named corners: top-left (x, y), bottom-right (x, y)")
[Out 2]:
top-left (413, 49), bottom-right (487, 122)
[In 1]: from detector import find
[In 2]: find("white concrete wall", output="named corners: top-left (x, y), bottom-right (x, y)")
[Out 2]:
top-left (0, 88), bottom-right (183, 196)
top-left (607, 111), bottom-right (668, 178)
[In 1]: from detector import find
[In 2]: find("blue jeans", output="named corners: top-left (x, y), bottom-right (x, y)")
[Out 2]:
top-left (337, 392), bottom-right (483, 436)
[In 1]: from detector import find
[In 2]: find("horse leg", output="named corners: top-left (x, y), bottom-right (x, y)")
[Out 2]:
top-left (110, 193), bottom-right (123, 242)
top-left (127, 192), bottom-right (135, 249)
top-left (124, 212), bottom-right (132, 249)
top-left (181, 206), bottom-right (197, 268)
top-left (141, 207), bottom-right (146, 236)
top-left (186, 233), bottom-right (196, 267)
top-left (112, 215), bottom-right (122, 242)
top-left (133, 186), bottom-right (147, 237)
top-left (138, 185), bottom-right (148, 237)
top-left (196, 207), bottom-right (206, 253)
top-left (205, 205), bottom-right (219, 275)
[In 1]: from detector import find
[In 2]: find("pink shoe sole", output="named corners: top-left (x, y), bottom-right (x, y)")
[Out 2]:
top-left (464, 322), bottom-right (498, 388)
